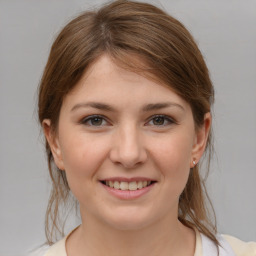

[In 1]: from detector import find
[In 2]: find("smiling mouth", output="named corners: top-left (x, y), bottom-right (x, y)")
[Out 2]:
top-left (100, 180), bottom-right (156, 191)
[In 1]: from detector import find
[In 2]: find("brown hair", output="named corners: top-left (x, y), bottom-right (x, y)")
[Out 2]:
top-left (38, 0), bottom-right (217, 247)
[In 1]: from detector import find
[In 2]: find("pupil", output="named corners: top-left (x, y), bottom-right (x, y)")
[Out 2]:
top-left (153, 117), bottom-right (164, 125)
top-left (91, 117), bottom-right (102, 126)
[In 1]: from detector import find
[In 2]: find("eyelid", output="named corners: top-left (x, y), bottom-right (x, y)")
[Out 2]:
top-left (79, 114), bottom-right (176, 127)
top-left (145, 114), bottom-right (177, 126)
top-left (80, 114), bottom-right (111, 126)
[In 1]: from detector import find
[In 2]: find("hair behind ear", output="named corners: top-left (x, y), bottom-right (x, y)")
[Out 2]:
top-left (178, 165), bottom-right (219, 248)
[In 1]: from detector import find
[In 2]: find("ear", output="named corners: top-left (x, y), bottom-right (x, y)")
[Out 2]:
top-left (191, 112), bottom-right (211, 167)
top-left (42, 119), bottom-right (65, 171)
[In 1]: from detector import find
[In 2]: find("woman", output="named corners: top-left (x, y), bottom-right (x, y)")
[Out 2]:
top-left (36, 0), bottom-right (256, 255)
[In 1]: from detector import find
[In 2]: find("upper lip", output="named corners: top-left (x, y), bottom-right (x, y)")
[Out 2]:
top-left (100, 177), bottom-right (156, 182)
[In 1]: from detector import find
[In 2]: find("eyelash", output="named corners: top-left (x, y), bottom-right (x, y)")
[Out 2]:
top-left (80, 114), bottom-right (176, 127)
top-left (146, 115), bottom-right (176, 127)
top-left (80, 115), bottom-right (109, 127)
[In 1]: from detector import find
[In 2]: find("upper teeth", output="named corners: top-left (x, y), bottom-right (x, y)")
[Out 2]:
top-left (105, 181), bottom-right (151, 190)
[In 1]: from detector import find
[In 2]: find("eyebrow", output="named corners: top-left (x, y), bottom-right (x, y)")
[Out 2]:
top-left (71, 102), bottom-right (184, 112)
top-left (142, 102), bottom-right (184, 112)
top-left (71, 102), bottom-right (115, 112)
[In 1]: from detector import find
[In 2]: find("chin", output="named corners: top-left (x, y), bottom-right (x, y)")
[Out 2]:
top-left (101, 207), bottom-right (158, 231)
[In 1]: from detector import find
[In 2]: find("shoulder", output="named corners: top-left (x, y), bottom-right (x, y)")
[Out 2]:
top-left (200, 232), bottom-right (236, 256)
top-left (32, 226), bottom-right (79, 256)
top-left (42, 237), bottom-right (67, 256)
top-left (27, 239), bottom-right (66, 256)
top-left (28, 245), bottom-right (49, 256)
top-left (200, 232), bottom-right (256, 256)
top-left (222, 234), bottom-right (256, 256)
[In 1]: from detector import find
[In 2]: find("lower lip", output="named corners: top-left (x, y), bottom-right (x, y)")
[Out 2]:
top-left (101, 182), bottom-right (156, 200)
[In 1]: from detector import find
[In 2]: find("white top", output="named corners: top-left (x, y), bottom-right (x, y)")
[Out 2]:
top-left (29, 228), bottom-right (256, 256)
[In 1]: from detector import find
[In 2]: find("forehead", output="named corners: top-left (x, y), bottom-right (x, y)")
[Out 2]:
top-left (62, 54), bottom-right (191, 112)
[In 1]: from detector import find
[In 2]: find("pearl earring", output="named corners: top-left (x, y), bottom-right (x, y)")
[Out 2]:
top-left (192, 160), bottom-right (196, 166)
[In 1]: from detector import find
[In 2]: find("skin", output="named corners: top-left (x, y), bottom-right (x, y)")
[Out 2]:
top-left (44, 55), bottom-right (211, 256)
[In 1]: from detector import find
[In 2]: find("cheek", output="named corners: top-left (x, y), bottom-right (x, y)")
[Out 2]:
top-left (59, 135), bottom-right (111, 204)
top-left (59, 133), bottom-right (109, 185)
top-left (150, 132), bottom-right (194, 187)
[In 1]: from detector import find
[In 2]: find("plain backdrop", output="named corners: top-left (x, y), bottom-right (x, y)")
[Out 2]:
top-left (0, 0), bottom-right (256, 255)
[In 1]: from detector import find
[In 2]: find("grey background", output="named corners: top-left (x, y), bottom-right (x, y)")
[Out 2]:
top-left (0, 0), bottom-right (255, 255)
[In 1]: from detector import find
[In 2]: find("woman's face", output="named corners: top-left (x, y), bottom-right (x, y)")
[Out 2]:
top-left (44, 55), bottom-right (210, 231)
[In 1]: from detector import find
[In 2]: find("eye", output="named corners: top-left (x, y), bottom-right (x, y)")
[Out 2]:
top-left (147, 115), bottom-right (175, 126)
top-left (81, 115), bottom-right (108, 127)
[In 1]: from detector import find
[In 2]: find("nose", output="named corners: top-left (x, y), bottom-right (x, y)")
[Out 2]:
top-left (109, 125), bottom-right (147, 169)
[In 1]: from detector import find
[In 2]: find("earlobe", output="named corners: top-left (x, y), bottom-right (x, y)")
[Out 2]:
top-left (191, 112), bottom-right (211, 167)
top-left (42, 119), bottom-right (65, 170)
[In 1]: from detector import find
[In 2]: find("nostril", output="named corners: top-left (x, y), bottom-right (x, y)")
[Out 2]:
top-left (109, 137), bottom-right (147, 168)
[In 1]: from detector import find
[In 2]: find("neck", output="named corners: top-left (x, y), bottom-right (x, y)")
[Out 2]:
top-left (66, 212), bottom-right (195, 256)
